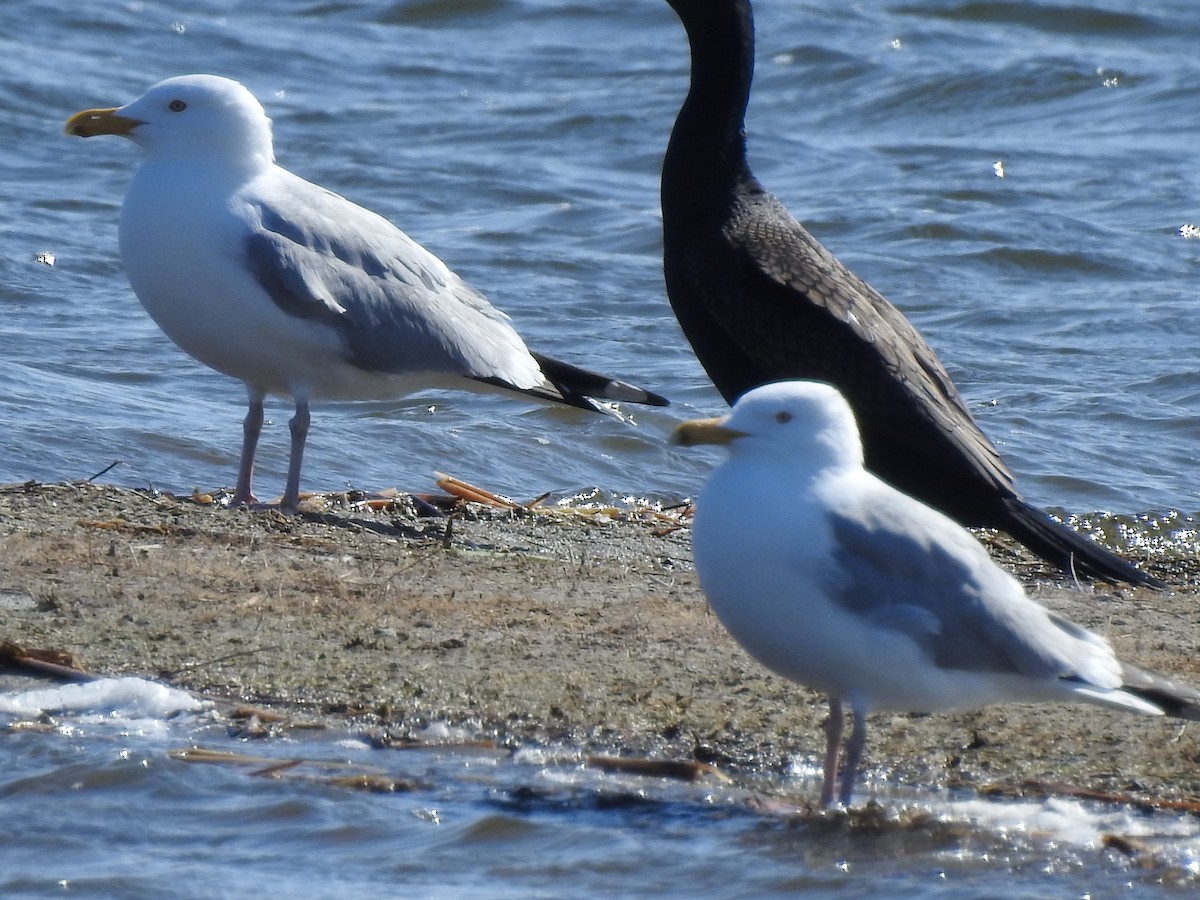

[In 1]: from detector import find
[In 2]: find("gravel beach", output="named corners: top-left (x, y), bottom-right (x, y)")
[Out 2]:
top-left (3, 480), bottom-right (1198, 805)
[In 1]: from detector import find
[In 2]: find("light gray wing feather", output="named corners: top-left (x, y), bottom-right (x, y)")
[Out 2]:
top-left (242, 172), bottom-right (544, 387)
top-left (823, 496), bottom-right (1099, 681)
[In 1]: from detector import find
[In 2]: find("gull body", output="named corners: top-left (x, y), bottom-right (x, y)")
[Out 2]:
top-left (660, 0), bottom-right (1157, 587)
top-left (673, 381), bottom-right (1200, 805)
top-left (67, 74), bottom-right (667, 511)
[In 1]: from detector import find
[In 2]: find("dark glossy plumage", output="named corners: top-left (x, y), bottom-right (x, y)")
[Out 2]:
top-left (661, 0), bottom-right (1158, 587)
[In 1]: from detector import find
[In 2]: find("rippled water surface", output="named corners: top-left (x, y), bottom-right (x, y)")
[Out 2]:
top-left (3, 679), bottom-right (1198, 898)
top-left (4, 0), bottom-right (1200, 515)
top-left (5, 0), bottom-right (1200, 895)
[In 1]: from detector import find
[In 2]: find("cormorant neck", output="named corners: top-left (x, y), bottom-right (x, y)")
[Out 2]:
top-left (663, 0), bottom-right (756, 207)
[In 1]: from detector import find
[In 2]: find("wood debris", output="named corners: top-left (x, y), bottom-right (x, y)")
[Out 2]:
top-left (980, 779), bottom-right (1200, 815)
top-left (0, 640), bottom-right (93, 682)
top-left (586, 755), bottom-right (731, 783)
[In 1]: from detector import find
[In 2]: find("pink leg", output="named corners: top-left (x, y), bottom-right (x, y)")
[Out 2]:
top-left (819, 698), bottom-right (844, 807)
top-left (233, 392), bottom-right (264, 505)
top-left (838, 704), bottom-right (868, 806)
top-left (280, 398), bottom-right (310, 514)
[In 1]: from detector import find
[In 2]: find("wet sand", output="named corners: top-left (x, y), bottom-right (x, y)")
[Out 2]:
top-left (2, 480), bottom-right (1198, 804)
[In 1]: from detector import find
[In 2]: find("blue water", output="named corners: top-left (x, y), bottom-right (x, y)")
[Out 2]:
top-left (3, 0), bottom-right (1199, 513)
top-left (2, 679), bottom-right (1198, 898)
top-left (5, 0), bottom-right (1200, 894)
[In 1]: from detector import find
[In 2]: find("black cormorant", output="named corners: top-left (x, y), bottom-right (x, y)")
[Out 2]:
top-left (661, 0), bottom-right (1157, 587)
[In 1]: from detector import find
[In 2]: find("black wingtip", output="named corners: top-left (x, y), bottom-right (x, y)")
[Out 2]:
top-left (604, 379), bottom-right (670, 408)
top-left (530, 352), bottom-right (670, 410)
top-left (1122, 662), bottom-right (1200, 721)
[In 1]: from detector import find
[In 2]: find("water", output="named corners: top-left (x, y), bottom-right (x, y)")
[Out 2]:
top-left (2, 678), bottom-right (1198, 898)
top-left (3, 0), bottom-right (1199, 514)
top-left (4, 0), bottom-right (1200, 894)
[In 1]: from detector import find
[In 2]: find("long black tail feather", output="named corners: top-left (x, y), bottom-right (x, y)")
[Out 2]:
top-left (1000, 496), bottom-right (1164, 589)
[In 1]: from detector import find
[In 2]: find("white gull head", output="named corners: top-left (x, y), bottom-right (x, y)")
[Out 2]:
top-left (71, 74), bottom-right (275, 173)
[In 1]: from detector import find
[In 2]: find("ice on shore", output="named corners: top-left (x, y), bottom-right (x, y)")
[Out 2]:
top-left (0, 676), bottom-right (204, 721)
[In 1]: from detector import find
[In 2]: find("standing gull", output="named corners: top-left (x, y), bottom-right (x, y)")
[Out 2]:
top-left (672, 381), bottom-right (1200, 806)
top-left (660, 0), bottom-right (1156, 587)
top-left (66, 74), bottom-right (667, 512)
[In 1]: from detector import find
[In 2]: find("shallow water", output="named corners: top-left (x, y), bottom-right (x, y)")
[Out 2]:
top-left (2, 678), bottom-right (1198, 898)
top-left (5, 0), bottom-right (1200, 895)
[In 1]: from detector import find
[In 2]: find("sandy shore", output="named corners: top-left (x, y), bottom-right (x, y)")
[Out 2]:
top-left (2, 480), bottom-right (1199, 804)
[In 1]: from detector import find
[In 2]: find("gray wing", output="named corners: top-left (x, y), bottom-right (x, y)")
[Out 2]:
top-left (823, 497), bottom-right (1103, 681)
top-left (242, 170), bottom-right (545, 388)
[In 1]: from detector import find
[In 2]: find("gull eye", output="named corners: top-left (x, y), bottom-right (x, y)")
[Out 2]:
top-left (774, 411), bottom-right (792, 424)
top-left (168, 99), bottom-right (187, 112)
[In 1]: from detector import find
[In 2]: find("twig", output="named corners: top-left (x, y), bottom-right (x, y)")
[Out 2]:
top-left (161, 645), bottom-right (285, 678)
top-left (84, 460), bottom-right (123, 483)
